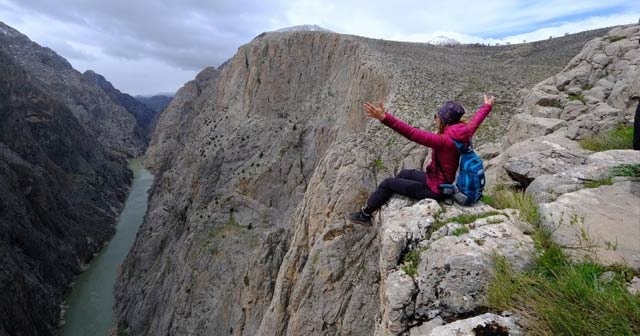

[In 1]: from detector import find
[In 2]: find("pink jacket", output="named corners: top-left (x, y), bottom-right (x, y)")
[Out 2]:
top-left (381, 103), bottom-right (492, 194)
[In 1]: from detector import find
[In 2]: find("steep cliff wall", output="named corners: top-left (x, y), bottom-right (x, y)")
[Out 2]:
top-left (0, 21), bottom-right (159, 335)
top-left (115, 28), bottom-right (610, 335)
top-left (0, 48), bottom-right (131, 335)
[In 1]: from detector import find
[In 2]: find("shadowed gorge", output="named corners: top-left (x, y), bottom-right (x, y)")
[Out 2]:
top-left (0, 22), bottom-right (157, 335)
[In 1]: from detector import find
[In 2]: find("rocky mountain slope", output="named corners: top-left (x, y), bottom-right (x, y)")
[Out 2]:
top-left (0, 22), bottom-right (153, 156)
top-left (114, 26), bottom-right (613, 335)
top-left (82, 70), bottom-right (158, 143)
top-left (0, 22), bottom-right (155, 335)
top-left (135, 94), bottom-right (173, 114)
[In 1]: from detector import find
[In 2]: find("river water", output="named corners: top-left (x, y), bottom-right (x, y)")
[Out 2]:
top-left (62, 159), bottom-right (153, 336)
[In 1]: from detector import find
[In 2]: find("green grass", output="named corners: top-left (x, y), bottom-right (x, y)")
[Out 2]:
top-left (583, 177), bottom-right (612, 189)
top-left (610, 164), bottom-right (640, 178)
top-left (567, 92), bottom-right (586, 104)
top-left (448, 210), bottom-right (502, 225)
top-left (608, 35), bottom-right (625, 43)
top-left (581, 83), bottom-right (594, 91)
top-left (401, 249), bottom-right (422, 277)
top-left (580, 124), bottom-right (633, 152)
top-left (582, 164), bottom-right (640, 188)
top-left (482, 186), bottom-right (541, 226)
top-left (486, 186), bottom-right (640, 335)
top-left (452, 226), bottom-right (470, 236)
top-left (488, 251), bottom-right (640, 335)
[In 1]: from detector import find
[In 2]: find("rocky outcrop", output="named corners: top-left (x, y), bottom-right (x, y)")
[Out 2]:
top-left (82, 70), bottom-right (158, 142)
top-left (374, 200), bottom-right (534, 335)
top-left (0, 46), bottom-right (131, 335)
top-left (485, 25), bottom-right (640, 272)
top-left (114, 27), bottom-right (611, 335)
top-left (539, 180), bottom-right (640, 268)
top-left (0, 21), bottom-right (148, 156)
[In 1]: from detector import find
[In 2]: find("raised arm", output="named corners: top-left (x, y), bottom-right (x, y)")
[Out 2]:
top-left (363, 102), bottom-right (448, 148)
top-left (466, 94), bottom-right (495, 134)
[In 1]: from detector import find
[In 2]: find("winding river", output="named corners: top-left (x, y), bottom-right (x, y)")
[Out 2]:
top-left (62, 159), bottom-right (153, 336)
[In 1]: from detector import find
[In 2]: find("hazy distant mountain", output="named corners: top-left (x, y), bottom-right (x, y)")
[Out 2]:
top-left (135, 94), bottom-right (174, 113)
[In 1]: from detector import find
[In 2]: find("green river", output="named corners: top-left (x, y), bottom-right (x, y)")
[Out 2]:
top-left (62, 159), bottom-right (153, 336)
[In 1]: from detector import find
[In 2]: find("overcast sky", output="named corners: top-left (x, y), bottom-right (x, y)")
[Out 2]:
top-left (0, 0), bottom-right (638, 96)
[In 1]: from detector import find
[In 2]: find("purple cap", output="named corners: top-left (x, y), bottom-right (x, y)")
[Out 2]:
top-left (437, 101), bottom-right (465, 125)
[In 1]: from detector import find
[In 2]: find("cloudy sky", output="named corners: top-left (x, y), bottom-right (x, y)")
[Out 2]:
top-left (0, 0), bottom-right (637, 95)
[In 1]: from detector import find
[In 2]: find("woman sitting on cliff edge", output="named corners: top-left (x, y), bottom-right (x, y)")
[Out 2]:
top-left (349, 94), bottom-right (496, 225)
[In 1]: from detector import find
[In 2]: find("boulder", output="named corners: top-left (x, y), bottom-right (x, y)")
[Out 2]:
top-left (560, 101), bottom-right (589, 121)
top-left (408, 317), bottom-right (444, 336)
top-left (531, 106), bottom-right (563, 118)
top-left (379, 198), bottom-right (440, 274)
top-left (526, 149), bottom-right (640, 203)
top-left (504, 114), bottom-right (567, 148)
top-left (425, 313), bottom-right (523, 336)
top-left (414, 223), bottom-right (534, 320)
top-left (503, 148), bottom-right (591, 187)
top-left (486, 131), bottom-right (583, 187)
top-left (591, 53), bottom-right (609, 66)
top-left (566, 103), bottom-right (625, 140)
top-left (523, 87), bottom-right (562, 111)
top-left (539, 181), bottom-right (640, 269)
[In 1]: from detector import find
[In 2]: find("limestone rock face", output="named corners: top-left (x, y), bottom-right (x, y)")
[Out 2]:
top-left (539, 181), bottom-right (640, 268)
top-left (113, 27), bottom-right (611, 336)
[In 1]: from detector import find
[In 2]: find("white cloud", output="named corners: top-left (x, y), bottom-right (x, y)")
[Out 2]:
top-left (1, 0), bottom-right (637, 95)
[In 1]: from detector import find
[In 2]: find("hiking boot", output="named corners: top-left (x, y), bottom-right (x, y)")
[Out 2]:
top-left (348, 209), bottom-right (372, 226)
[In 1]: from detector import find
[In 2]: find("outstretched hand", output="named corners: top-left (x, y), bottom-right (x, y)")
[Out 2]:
top-left (363, 102), bottom-right (386, 121)
top-left (484, 94), bottom-right (496, 106)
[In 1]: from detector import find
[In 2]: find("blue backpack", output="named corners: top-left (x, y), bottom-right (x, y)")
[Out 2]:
top-left (437, 140), bottom-right (485, 206)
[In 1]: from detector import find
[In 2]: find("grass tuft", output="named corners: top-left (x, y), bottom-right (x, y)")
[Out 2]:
top-left (448, 211), bottom-right (502, 225)
top-left (579, 124), bottom-right (633, 152)
top-left (610, 164), bottom-right (640, 178)
top-left (583, 177), bottom-right (612, 189)
top-left (567, 92), bottom-right (586, 104)
top-left (488, 252), bottom-right (640, 336)
top-left (486, 186), bottom-right (640, 335)
top-left (452, 226), bottom-right (470, 236)
top-left (608, 35), bottom-right (625, 43)
top-left (483, 186), bottom-right (540, 226)
top-left (401, 249), bottom-right (422, 277)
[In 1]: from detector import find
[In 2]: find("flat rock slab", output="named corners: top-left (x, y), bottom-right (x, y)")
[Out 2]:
top-left (424, 313), bottom-right (522, 336)
top-left (540, 181), bottom-right (640, 268)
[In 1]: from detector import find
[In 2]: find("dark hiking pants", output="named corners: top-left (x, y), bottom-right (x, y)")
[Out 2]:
top-left (364, 169), bottom-right (440, 213)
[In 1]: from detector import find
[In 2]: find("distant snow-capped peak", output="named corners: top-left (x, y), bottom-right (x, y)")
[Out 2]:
top-left (274, 25), bottom-right (333, 33)
top-left (428, 36), bottom-right (461, 46)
